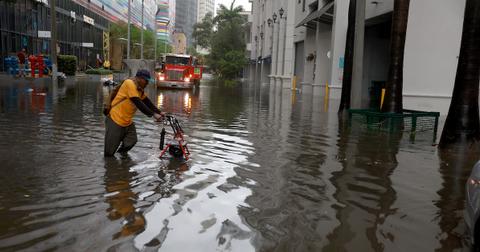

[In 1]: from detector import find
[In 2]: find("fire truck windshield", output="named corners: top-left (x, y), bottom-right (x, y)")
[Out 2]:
top-left (166, 56), bottom-right (190, 66)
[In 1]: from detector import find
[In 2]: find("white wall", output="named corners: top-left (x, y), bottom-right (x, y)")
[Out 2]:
top-left (403, 0), bottom-right (466, 113)
top-left (303, 27), bottom-right (317, 84)
top-left (315, 23), bottom-right (333, 88)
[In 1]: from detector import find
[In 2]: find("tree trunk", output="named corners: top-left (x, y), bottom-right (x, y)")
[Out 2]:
top-left (382, 0), bottom-right (410, 113)
top-left (338, 0), bottom-right (356, 113)
top-left (439, 0), bottom-right (480, 148)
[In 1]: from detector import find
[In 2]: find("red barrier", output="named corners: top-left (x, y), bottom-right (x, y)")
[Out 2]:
top-left (28, 55), bottom-right (37, 78)
top-left (37, 55), bottom-right (44, 78)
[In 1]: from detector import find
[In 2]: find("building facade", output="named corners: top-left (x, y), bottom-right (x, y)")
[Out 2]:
top-left (156, 0), bottom-right (175, 43)
top-left (197, 0), bottom-right (214, 22)
top-left (249, 0), bottom-right (296, 88)
top-left (172, 32), bottom-right (187, 54)
top-left (75, 0), bottom-right (157, 30)
top-left (0, 0), bottom-right (109, 72)
top-left (248, 0), bottom-right (468, 114)
top-left (175, 0), bottom-right (197, 48)
top-left (0, 0), bottom-right (160, 72)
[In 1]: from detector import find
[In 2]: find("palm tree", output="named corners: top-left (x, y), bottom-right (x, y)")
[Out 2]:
top-left (213, 0), bottom-right (245, 52)
top-left (381, 0), bottom-right (411, 113)
top-left (207, 0), bottom-right (247, 79)
top-left (192, 12), bottom-right (214, 49)
top-left (338, 0), bottom-right (356, 113)
top-left (439, 0), bottom-right (480, 147)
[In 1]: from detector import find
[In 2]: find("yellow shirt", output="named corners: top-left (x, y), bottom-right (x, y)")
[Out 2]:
top-left (109, 79), bottom-right (146, 127)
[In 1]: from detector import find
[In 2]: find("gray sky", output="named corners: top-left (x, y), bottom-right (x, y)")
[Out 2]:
top-left (216, 0), bottom-right (251, 12)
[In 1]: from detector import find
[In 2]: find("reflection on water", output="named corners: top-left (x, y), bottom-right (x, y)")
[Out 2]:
top-left (325, 118), bottom-right (402, 251)
top-left (0, 77), bottom-right (478, 251)
top-left (104, 157), bottom-right (146, 239)
top-left (435, 149), bottom-right (477, 251)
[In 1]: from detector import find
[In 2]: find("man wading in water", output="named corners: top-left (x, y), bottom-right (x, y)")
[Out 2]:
top-left (104, 69), bottom-right (164, 156)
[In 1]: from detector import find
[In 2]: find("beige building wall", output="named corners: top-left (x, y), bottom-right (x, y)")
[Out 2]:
top-left (172, 32), bottom-right (187, 54)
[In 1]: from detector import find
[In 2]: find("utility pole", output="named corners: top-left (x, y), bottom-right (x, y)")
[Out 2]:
top-left (164, 21), bottom-right (170, 56)
top-left (50, 0), bottom-right (58, 81)
top-left (141, 0), bottom-right (144, 59)
top-left (154, 15), bottom-right (157, 63)
top-left (127, 0), bottom-right (131, 59)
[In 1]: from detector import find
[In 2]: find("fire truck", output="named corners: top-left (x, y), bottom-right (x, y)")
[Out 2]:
top-left (156, 54), bottom-right (203, 89)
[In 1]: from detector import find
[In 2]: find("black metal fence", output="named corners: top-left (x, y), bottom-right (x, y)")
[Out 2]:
top-left (348, 109), bottom-right (440, 142)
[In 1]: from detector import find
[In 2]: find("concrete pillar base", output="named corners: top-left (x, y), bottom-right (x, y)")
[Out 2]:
top-left (280, 77), bottom-right (292, 89)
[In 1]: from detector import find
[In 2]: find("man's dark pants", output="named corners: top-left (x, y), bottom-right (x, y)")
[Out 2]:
top-left (104, 116), bottom-right (137, 156)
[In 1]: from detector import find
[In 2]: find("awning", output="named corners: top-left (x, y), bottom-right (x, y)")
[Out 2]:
top-left (296, 1), bottom-right (335, 28)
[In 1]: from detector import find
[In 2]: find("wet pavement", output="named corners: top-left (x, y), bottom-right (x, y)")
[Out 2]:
top-left (0, 76), bottom-right (477, 251)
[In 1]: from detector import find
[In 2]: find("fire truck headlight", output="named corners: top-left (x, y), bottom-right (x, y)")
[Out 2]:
top-left (184, 77), bottom-right (191, 83)
top-left (159, 76), bottom-right (165, 81)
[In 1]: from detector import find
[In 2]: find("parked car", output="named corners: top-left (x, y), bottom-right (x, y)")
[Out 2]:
top-left (465, 161), bottom-right (480, 250)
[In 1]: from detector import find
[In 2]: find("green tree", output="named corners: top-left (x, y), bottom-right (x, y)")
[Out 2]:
top-left (381, 0), bottom-right (411, 113)
top-left (218, 51), bottom-right (247, 78)
top-left (439, 0), bottom-right (480, 148)
top-left (207, 1), bottom-right (247, 80)
top-left (109, 22), bottom-right (171, 60)
top-left (192, 12), bottom-right (214, 49)
top-left (187, 46), bottom-right (199, 56)
top-left (157, 40), bottom-right (172, 57)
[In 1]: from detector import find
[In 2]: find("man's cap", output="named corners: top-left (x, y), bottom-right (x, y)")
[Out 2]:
top-left (136, 69), bottom-right (152, 82)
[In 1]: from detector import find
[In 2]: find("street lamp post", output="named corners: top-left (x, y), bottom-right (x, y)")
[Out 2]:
top-left (154, 17), bottom-right (157, 64)
top-left (164, 21), bottom-right (171, 57)
top-left (260, 31), bottom-right (264, 84)
top-left (279, 8), bottom-right (287, 76)
top-left (127, 0), bottom-right (131, 59)
top-left (50, 0), bottom-right (58, 81)
top-left (141, 0), bottom-right (144, 59)
top-left (254, 35), bottom-right (258, 84)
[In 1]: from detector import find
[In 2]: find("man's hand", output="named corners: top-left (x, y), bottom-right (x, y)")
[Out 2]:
top-left (153, 113), bottom-right (164, 121)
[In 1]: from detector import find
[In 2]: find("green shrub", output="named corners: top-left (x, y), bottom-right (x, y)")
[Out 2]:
top-left (85, 68), bottom-right (113, 75)
top-left (57, 55), bottom-right (77, 76)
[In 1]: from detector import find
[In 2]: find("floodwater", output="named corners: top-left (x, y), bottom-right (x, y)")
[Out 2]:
top-left (0, 76), bottom-right (477, 251)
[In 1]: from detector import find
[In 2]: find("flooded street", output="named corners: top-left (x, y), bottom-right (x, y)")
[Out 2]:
top-left (0, 77), bottom-right (477, 251)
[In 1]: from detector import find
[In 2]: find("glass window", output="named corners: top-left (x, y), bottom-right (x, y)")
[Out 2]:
top-left (166, 56), bottom-right (190, 65)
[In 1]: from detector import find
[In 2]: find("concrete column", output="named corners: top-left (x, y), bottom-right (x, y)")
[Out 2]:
top-left (260, 59), bottom-right (264, 84)
top-left (314, 21), bottom-right (321, 86)
top-left (281, 0), bottom-right (296, 89)
top-left (281, 17), bottom-right (287, 76)
top-left (271, 22), bottom-right (278, 80)
top-left (275, 19), bottom-right (282, 76)
top-left (351, 0), bottom-right (365, 108)
top-left (330, 0), bottom-right (349, 94)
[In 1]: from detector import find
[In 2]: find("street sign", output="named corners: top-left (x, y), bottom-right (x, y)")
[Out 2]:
top-left (34, 0), bottom-right (48, 5)
top-left (83, 15), bottom-right (94, 25)
top-left (38, 31), bottom-right (51, 38)
top-left (82, 43), bottom-right (94, 48)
